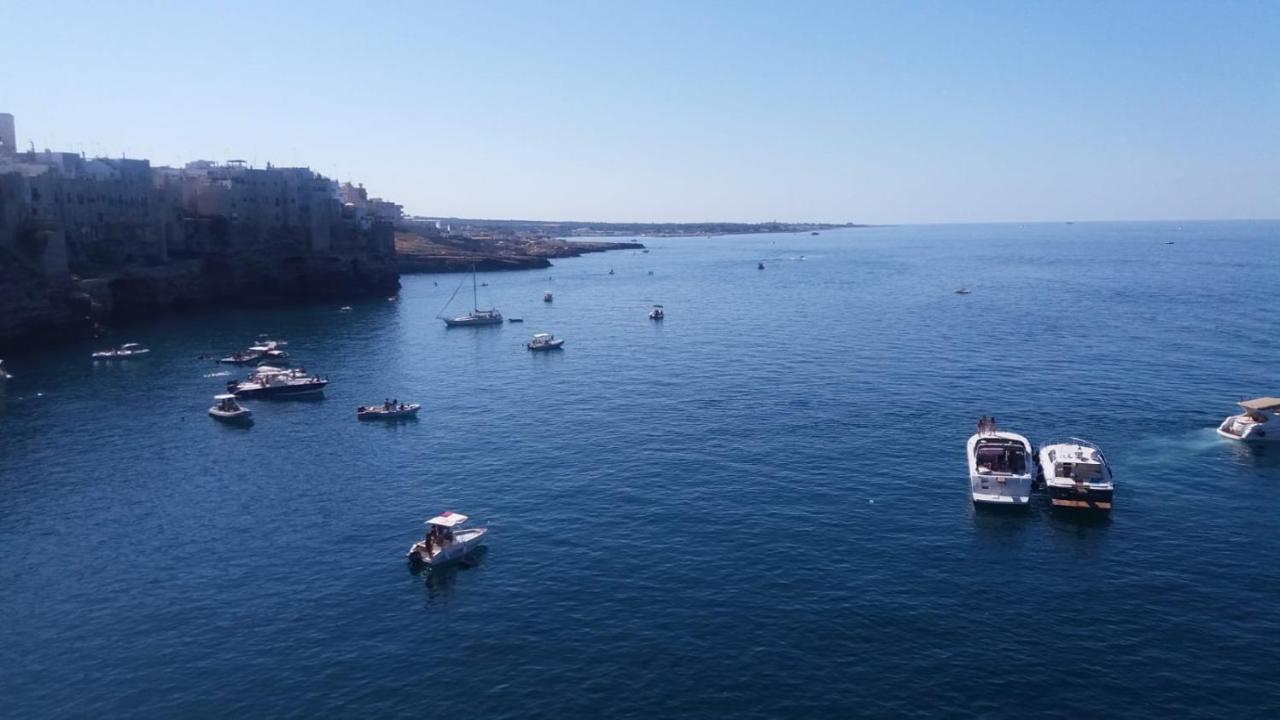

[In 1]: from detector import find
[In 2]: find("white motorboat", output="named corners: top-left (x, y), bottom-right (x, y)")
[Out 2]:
top-left (1217, 397), bottom-right (1280, 442)
top-left (357, 402), bottom-right (421, 420)
top-left (226, 366), bottom-right (327, 398)
top-left (527, 332), bottom-right (565, 351)
top-left (441, 264), bottom-right (502, 326)
top-left (407, 511), bottom-right (487, 568)
top-left (967, 430), bottom-right (1034, 506)
top-left (91, 343), bottom-right (150, 360)
top-left (339, 306), bottom-right (353, 312)
top-left (219, 341), bottom-right (289, 365)
top-left (219, 348), bottom-right (264, 364)
top-left (1039, 438), bottom-right (1114, 511)
top-left (208, 393), bottom-right (253, 423)
top-left (0, 359), bottom-right (10, 380)
top-left (649, 304), bottom-right (665, 320)
top-left (543, 291), bottom-right (554, 303)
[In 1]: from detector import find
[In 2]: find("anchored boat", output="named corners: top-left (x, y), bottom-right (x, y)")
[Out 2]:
top-left (91, 343), bottom-right (150, 360)
top-left (1039, 438), bottom-right (1114, 511)
top-left (441, 264), bottom-right (503, 326)
top-left (208, 394), bottom-right (253, 423)
top-left (967, 430), bottom-right (1034, 506)
top-left (527, 332), bottom-right (565, 351)
top-left (357, 402), bottom-right (420, 420)
top-left (407, 511), bottom-right (487, 568)
top-left (226, 366), bottom-right (327, 399)
top-left (219, 341), bottom-right (289, 365)
top-left (649, 304), bottom-right (665, 320)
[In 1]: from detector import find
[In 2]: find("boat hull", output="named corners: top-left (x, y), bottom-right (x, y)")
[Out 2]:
top-left (528, 340), bottom-right (565, 351)
top-left (92, 350), bottom-right (150, 360)
top-left (209, 408), bottom-right (253, 423)
top-left (444, 315), bottom-right (503, 327)
top-left (1217, 414), bottom-right (1279, 442)
top-left (357, 405), bottom-right (420, 420)
top-left (229, 381), bottom-right (327, 399)
top-left (407, 528), bottom-right (486, 568)
top-left (1046, 483), bottom-right (1113, 511)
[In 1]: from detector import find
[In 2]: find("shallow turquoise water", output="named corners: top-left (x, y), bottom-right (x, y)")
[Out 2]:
top-left (2, 221), bottom-right (1279, 717)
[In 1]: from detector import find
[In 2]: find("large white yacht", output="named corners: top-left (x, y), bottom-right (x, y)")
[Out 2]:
top-left (967, 430), bottom-right (1034, 506)
top-left (1217, 397), bottom-right (1280, 442)
top-left (226, 366), bottom-right (327, 399)
top-left (1038, 438), bottom-right (1114, 512)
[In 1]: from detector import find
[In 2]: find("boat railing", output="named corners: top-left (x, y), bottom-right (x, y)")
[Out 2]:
top-left (1041, 437), bottom-right (1102, 452)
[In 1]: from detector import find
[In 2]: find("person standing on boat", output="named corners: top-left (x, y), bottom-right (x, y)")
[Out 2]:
top-left (978, 415), bottom-right (988, 435)
top-left (990, 416), bottom-right (997, 433)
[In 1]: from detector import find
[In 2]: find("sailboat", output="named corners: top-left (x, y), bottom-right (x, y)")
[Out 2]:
top-left (441, 264), bottom-right (503, 327)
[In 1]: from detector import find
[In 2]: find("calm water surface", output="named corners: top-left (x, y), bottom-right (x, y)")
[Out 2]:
top-left (2, 222), bottom-right (1279, 718)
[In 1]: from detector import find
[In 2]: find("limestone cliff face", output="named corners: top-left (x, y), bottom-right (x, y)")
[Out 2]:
top-left (0, 163), bottom-right (399, 351)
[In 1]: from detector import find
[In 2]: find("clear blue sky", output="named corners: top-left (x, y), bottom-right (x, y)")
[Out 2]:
top-left (3, 1), bottom-right (1277, 224)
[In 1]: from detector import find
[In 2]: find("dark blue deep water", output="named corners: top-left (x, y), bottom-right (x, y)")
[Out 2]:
top-left (2, 221), bottom-right (1279, 718)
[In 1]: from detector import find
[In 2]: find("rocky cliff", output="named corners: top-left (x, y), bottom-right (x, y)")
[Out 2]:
top-left (0, 164), bottom-right (398, 351)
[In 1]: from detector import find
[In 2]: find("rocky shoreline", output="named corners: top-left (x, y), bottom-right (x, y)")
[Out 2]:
top-left (395, 232), bottom-right (643, 274)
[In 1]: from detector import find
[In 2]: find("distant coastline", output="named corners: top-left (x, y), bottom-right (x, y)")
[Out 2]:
top-left (391, 217), bottom-right (859, 274)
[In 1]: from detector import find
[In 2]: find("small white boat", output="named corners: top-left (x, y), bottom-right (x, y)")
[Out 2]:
top-left (1218, 397), bottom-right (1280, 442)
top-left (649, 304), bottom-right (665, 320)
top-left (407, 511), bottom-right (487, 568)
top-left (208, 393), bottom-right (252, 423)
top-left (967, 430), bottom-right (1034, 506)
top-left (527, 332), bottom-right (565, 351)
top-left (92, 343), bottom-right (150, 360)
top-left (339, 306), bottom-right (353, 313)
top-left (543, 291), bottom-right (554, 303)
top-left (357, 402), bottom-right (420, 420)
top-left (1039, 438), bottom-right (1114, 511)
top-left (220, 341), bottom-right (289, 365)
top-left (0, 359), bottom-right (10, 380)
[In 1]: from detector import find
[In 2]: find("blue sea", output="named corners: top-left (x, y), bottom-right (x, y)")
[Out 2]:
top-left (2, 221), bottom-right (1279, 718)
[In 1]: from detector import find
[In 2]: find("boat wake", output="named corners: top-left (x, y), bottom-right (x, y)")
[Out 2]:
top-left (204, 370), bottom-right (232, 378)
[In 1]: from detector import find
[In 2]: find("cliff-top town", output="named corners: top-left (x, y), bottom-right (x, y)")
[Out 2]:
top-left (0, 111), bottom-right (848, 349)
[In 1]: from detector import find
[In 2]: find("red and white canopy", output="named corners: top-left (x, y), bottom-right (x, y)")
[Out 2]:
top-left (426, 511), bottom-right (469, 528)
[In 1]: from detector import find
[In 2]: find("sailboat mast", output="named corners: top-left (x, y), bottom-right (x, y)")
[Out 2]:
top-left (472, 263), bottom-right (478, 311)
